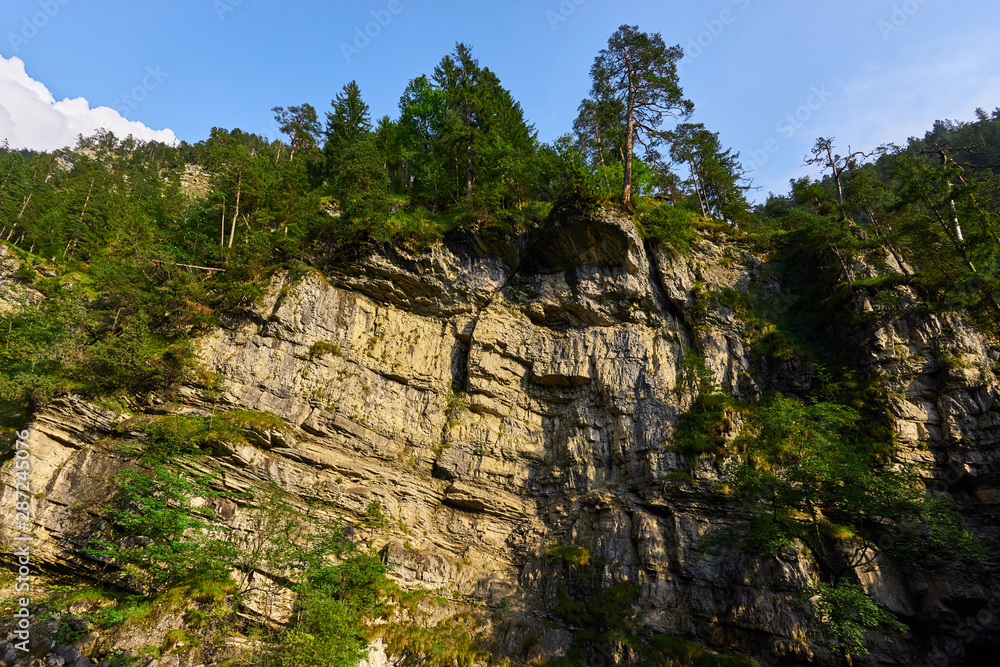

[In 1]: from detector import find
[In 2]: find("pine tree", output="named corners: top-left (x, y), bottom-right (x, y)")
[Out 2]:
top-left (206, 128), bottom-right (270, 247)
top-left (573, 96), bottom-right (626, 168)
top-left (585, 25), bottom-right (693, 210)
top-left (272, 104), bottom-right (321, 163)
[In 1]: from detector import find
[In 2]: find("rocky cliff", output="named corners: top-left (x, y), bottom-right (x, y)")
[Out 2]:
top-left (3, 209), bottom-right (999, 666)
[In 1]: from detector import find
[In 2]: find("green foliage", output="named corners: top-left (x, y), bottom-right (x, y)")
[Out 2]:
top-left (333, 139), bottom-right (392, 240)
top-left (675, 348), bottom-right (718, 399)
top-left (270, 550), bottom-right (392, 667)
top-left (666, 122), bottom-right (750, 227)
top-left (231, 493), bottom-right (405, 667)
top-left (217, 409), bottom-right (287, 434)
top-left (545, 543), bottom-right (591, 567)
top-left (536, 136), bottom-right (602, 211)
top-left (669, 349), bottom-right (741, 456)
top-left (760, 113), bottom-right (1000, 332)
top-left (670, 393), bottom-right (742, 456)
top-left (362, 501), bottom-right (390, 532)
top-left (93, 596), bottom-right (154, 630)
top-left (0, 293), bottom-right (85, 409)
top-left (638, 202), bottom-right (698, 252)
top-left (647, 636), bottom-right (758, 666)
top-left (273, 103), bottom-right (321, 162)
top-left (720, 392), bottom-right (985, 656)
top-left (85, 415), bottom-right (245, 592)
top-left (553, 581), bottom-right (641, 640)
top-left (84, 310), bottom-right (193, 397)
top-left (308, 340), bottom-right (342, 359)
top-left (378, 618), bottom-right (489, 667)
top-left (89, 461), bottom-right (237, 593)
top-left (161, 629), bottom-right (201, 654)
top-left (581, 24), bottom-right (693, 209)
top-left (324, 80), bottom-right (373, 175)
top-left (881, 494), bottom-right (989, 570)
top-left (803, 580), bottom-right (907, 659)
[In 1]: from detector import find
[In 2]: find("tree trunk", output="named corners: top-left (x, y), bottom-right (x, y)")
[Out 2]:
top-left (831, 243), bottom-right (854, 289)
top-left (620, 55), bottom-right (636, 210)
top-left (949, 198), bottom-right (964, 242)
top-left (826, 143), bottom-right (844, 204)
top-left (466, 134), bottom-right (474, 211)
top-left (17, 193), bottom-right (31, 219)
top-left (924, 194), bottom-right (976, 274)
top-left (622, 118), bottom-right (634, 209)
top-left (938, 151), bottom-right (965, 242)
top-left (593, 120), bottom-right (606, 167)
top-left (690, 159), bottom-right (707, 217)
top-left (866, 207), bottom-right (911, 278)
top-left (622, 104), bottom-right (635, 209)
top-left (228, 174), bottom-right (242, 248)
top-left (79, 178), bottom-right (95, 223)
top-left (220, 196), bottom-right (226, 247)
top-left (695, 161), bottom-right (712, 217)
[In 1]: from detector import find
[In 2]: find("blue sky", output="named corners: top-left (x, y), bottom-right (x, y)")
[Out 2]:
top-left (1, 0), bottom-right (999, 200)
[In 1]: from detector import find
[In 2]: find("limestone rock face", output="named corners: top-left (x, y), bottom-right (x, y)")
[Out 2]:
top-left (4, 210), bottom-right (1000, 666)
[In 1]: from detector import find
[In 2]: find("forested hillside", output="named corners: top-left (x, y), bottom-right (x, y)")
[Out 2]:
top-left (2, 38), bottom-right (998, 423)
top-left (0, 30), bottom-right (750, 415)
top-left (1, 24), bottom-right (1000, 667)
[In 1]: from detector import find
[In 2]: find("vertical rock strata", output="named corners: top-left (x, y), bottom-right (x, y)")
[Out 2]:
top-left (4, 209), bottom-right (999, 665)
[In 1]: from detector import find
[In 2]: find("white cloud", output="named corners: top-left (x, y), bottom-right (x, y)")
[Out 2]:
top-left (0, 55), bottom-right (177, 152)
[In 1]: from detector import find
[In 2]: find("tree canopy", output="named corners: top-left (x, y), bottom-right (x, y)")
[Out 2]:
top-left (583, 24), bottom-right (693, 209)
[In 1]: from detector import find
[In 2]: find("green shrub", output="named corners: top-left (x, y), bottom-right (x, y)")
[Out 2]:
top-left (670, 394), bottom-right (741, 456)
top-left (545, 543), bottom-right (591, 567)
top-left (14, 264), bottom-right (36, 282)
top-left (218, 409), bottom-right (287, 433)
top-left (268, 550), bottom-right (393, 667)
top-left (161, 629), bottom-right (200, 654)
top-left (649, 635), bottom-right (758, 666)
top-left (638, 202), bottom-right (698, 253)
top-left (378, 618), bottom-right (488, 667)
top-left (803, 580), bottom-right (906, 661)
top-left (308, 340), bottom-right (342, 359)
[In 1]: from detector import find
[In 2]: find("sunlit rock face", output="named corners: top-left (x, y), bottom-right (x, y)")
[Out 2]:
top-left (7, 209), bottom-right (1000, 666)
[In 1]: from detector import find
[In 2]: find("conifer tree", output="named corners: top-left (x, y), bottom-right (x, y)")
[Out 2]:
top-left (667, 122), bottom-right (749, 226)
top-left (324, 81), bottom-right (373, 178)
top-left (272, 104), bottom-right (321, 162)
top-left (206, 128), bottom-right (269, 247)
top-left (398, 44), bottom-right (537, 215)
top-left (584, 25), bottom-right (693, 210)
top-left (334, 140), bottom-right (391, 239)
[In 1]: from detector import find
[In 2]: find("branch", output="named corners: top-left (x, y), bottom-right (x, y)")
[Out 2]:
top-left (150, 260), bottom-right (226, 273)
